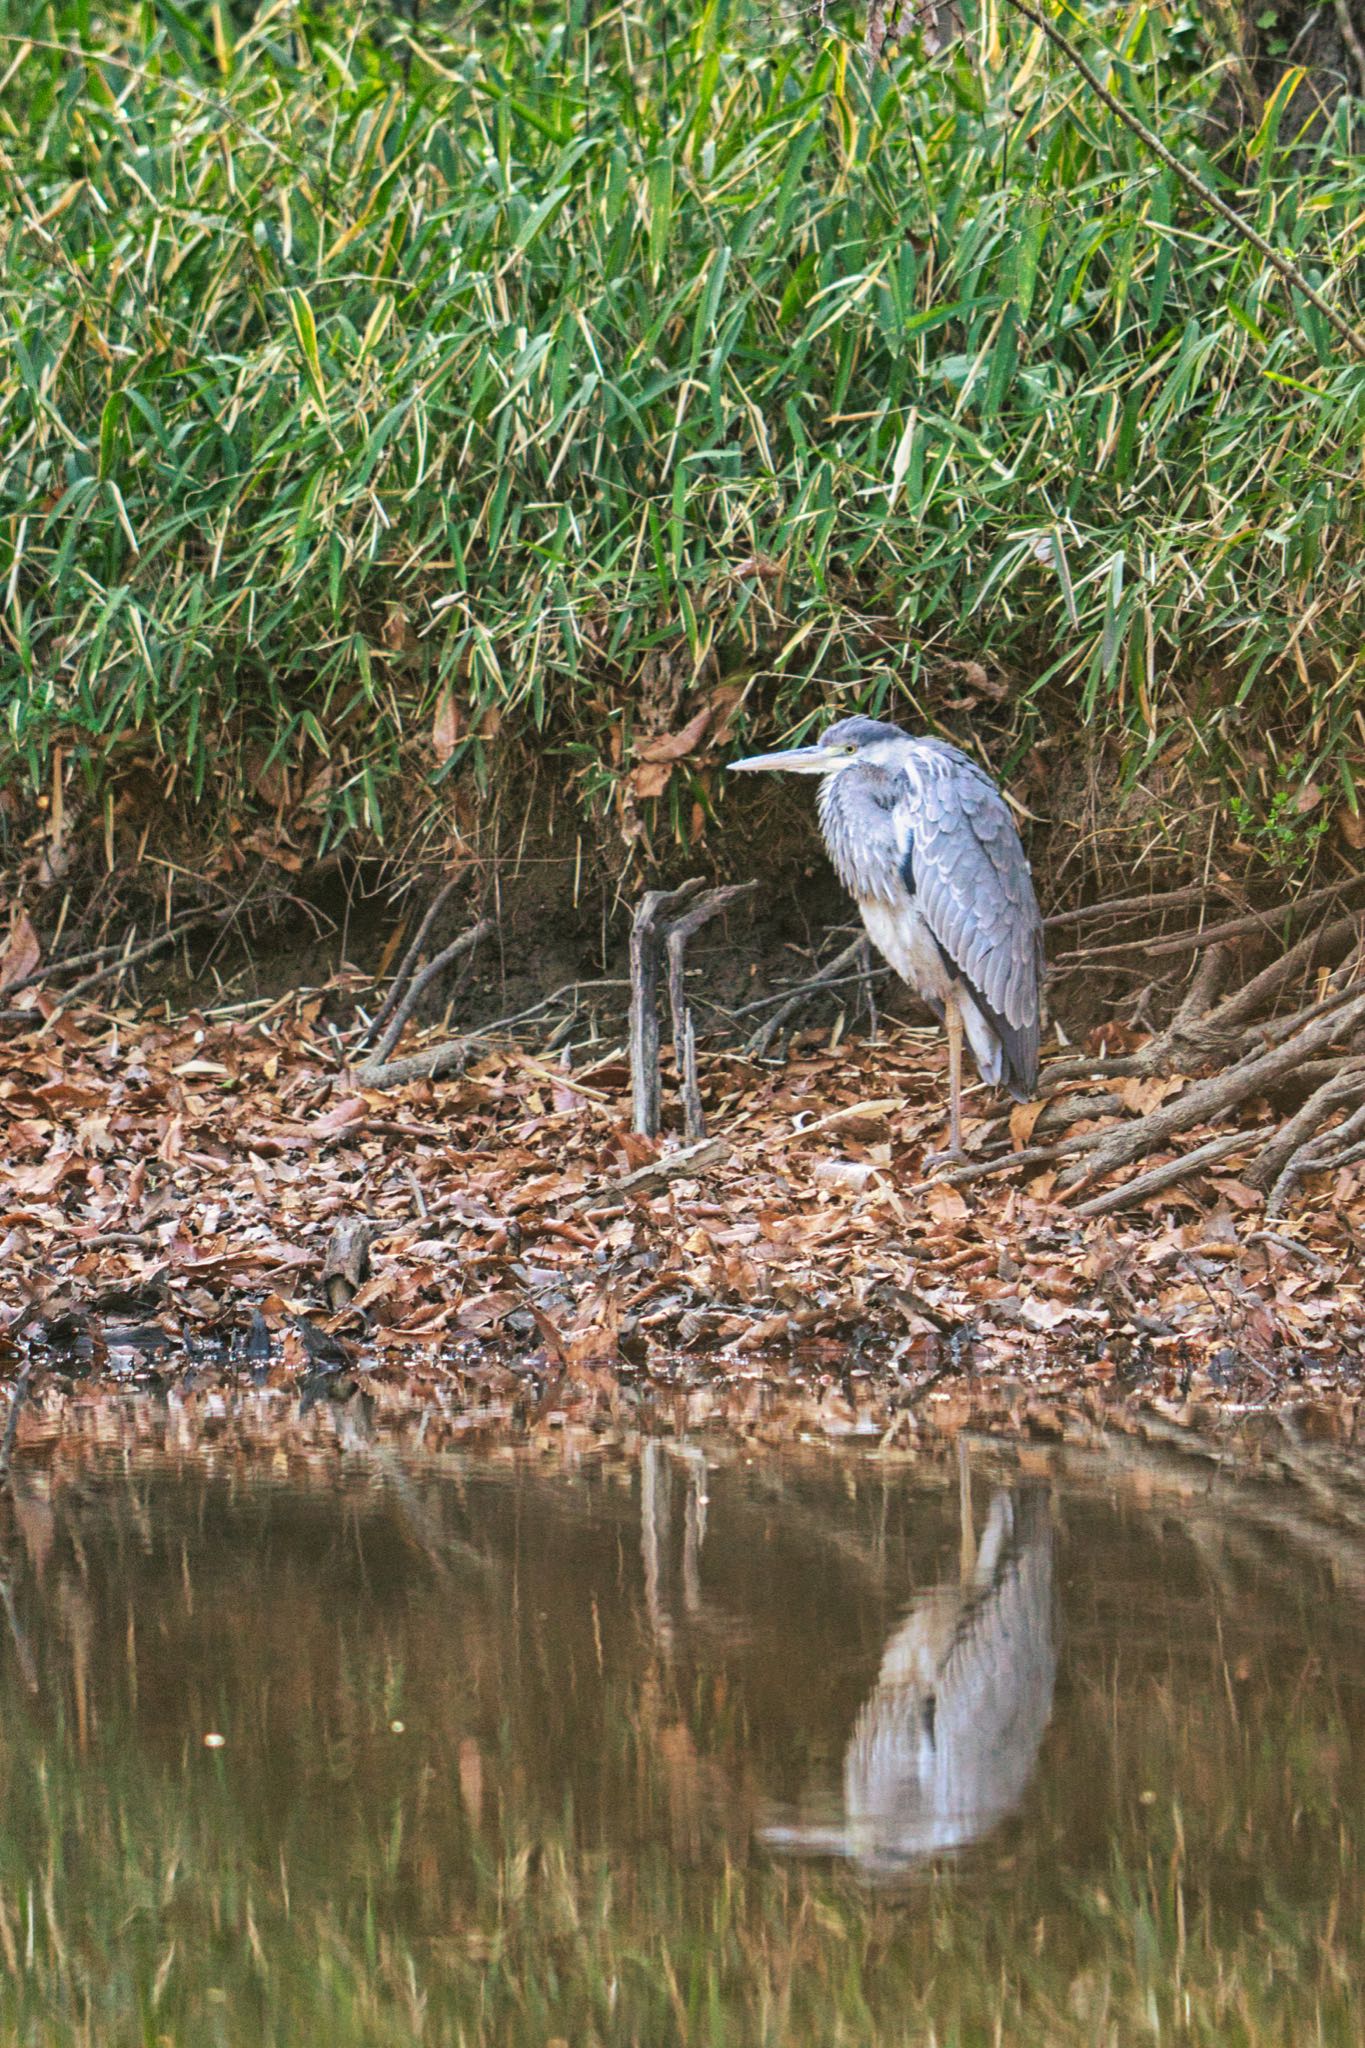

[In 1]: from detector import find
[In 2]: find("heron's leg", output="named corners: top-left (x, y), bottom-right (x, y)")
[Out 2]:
top-left (945, 985), bottom-right (964, 1156)
top-left (957, 1437), bottom-right (977, 1585)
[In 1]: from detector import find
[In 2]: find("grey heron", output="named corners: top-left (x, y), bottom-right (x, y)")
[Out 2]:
top-left (729, 715), bottom-right (1043, 1153)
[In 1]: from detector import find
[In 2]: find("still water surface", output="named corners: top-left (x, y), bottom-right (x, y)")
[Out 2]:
top-left (1, 1426), bottom-right (1363, 2044)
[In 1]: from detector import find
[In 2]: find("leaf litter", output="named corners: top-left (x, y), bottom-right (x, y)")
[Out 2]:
top-left (1, 982), bottom-right (1362, 1443)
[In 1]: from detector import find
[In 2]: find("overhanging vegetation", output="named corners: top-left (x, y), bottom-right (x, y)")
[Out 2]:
top-left (2, 0), bottom-right (1363, 868)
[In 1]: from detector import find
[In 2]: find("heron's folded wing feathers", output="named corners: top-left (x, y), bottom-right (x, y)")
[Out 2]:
top-left (896, 747), bottom-right (1043, 1094)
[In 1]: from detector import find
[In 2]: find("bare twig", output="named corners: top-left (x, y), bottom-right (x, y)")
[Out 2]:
top-left (2, 931), bottom-right (132, 996)
top-left (747, 937), bottom-right (872, 1057)
top-left (1052, 879), bottom-right (1365, 967)
top-left (1334, 0), bottom-right (1365, 99)
top-left (720, 964), bottom-right (886, 1021)
top-left (367, 918), bottom-right (493, 1067)
top-left (1043, 882), bottom-right (1244, 930)
top-left (358, 875), bottom-right (464, 1051)
top-left (1245, 1230), bottom-right (1336, 1278)
top-left (42, 917), bottom-right (210, 1013)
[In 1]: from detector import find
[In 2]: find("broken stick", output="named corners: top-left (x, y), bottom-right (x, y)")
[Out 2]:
top-left (629, 880), bottom-right (705, 1137)
top-left (665, 882), bottom-right (756, 1140)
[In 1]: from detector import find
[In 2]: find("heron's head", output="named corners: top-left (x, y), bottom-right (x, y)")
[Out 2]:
top-left (727, 715), bottom-right (909, 778)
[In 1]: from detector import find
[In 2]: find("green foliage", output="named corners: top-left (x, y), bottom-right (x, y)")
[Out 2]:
top-left (1, 0), bottom-right (1363, 855)
top-left (1228, 750), bottom-right (1334, 869)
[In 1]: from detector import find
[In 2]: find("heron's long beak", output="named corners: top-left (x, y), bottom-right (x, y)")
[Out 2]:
top-left (727, 745), bottom-right (836, 776)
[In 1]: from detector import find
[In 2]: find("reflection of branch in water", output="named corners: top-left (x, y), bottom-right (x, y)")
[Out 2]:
top-left (0, 1568), bottom-right (39, 1695)
top-left (641, 1440), bottom-right (674, 1659)
top-left (763, 1477), bottom-right (1056, 1874)
top-left (0, 1358), bottom-right (35, 1485)
top-left (641, 1441), bottom-right (714, 1660)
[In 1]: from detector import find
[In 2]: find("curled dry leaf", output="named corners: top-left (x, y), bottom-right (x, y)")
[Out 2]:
top-left (636, 705), bottom-right (712, 764)
top-left (1009, 1098), bottom-right (1046, 1150)
top-left (629, 761), bottom-right (673, 800)
top-left (0, 911), bottom-right (41, 992)
top-left (431, 686), bottom-right (462, 764)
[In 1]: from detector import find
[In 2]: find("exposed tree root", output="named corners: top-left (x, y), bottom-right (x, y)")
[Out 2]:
top-left (960, 885), bottom-right (1365, 1214)
top-left (360, 916), bottom-right (493, 1069)
top-left (1249, 1058), bottom-right (1365, 1196)
top-left (1266, 1099), bottom-right (1365, 1218)
top-left (356, 874), bottom-right (464, 1052)
top-left (1072, 1127), bottom-right (1271, 1219)
top-left (1055, 989), bottom-right (1365, 1197)
top-left (744, 937), bottom-right (877, 1058)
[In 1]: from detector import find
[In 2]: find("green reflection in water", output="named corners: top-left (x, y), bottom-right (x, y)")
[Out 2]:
top-left (0, 1434), bottom-right (1362, 2045)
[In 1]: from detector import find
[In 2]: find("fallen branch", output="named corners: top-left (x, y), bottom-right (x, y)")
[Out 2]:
top-left (2, 930), bottom-right (135, 996)
top-left (40, 917), bottom-right (211, 1013)
top-left (355, 975), bottom-right (631, 1088)
top-left (574, 1136), bottom-right (731, 1212)
top-left (357, 875), bottom-right (464, 1051)
top-left (355, 1037), bottom-right (473, 1089)
top-left (365, 917), bottom-right (494, 1067)
top-left (1071, 1128), bottom-right (1265, 1219)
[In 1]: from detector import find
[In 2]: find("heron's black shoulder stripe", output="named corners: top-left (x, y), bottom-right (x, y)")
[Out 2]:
top-left (900, 833), bottom-right (916, 901)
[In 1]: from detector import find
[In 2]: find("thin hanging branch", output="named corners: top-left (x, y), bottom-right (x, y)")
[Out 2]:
top-left (998, 0), bottom-right (1365, 362)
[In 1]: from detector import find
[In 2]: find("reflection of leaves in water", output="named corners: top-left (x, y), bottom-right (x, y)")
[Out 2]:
top-left (763, 1485), bottom-right (1056, 1873)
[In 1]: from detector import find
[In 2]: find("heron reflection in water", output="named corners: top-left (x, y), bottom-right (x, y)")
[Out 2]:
top-left (762, 1467), bottom-right (1056, 1874)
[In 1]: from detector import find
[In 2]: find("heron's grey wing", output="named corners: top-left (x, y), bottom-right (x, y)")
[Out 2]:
top-left (897, 746), bottom-right (1043, 1094)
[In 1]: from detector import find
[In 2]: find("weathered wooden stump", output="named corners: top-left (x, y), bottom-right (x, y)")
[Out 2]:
top-left (629, 880), bottom-right (755, 1138)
